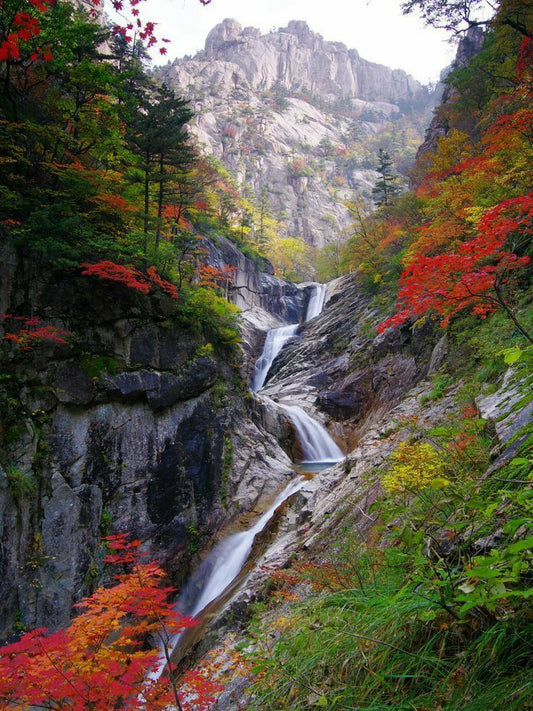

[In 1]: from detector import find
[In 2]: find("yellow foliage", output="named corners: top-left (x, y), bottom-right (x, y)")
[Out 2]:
top-left (382, 441), bottom-right (447, 493)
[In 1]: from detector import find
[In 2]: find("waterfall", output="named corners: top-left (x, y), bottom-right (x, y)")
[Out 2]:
top-left (277, 403), bottom-right (343, 463)
top-left (159, 282), bottom-right (342, 669)
top-left (252, 283), bottom-right (328, 392)
top-left (156, 476), bottom-right (307, 670)
top-left (251, 324), bottom-right (299, 391)
top-left (177, 476), bottom-right (306, 620)
top-left (305, 283), bottom-right (327, 321)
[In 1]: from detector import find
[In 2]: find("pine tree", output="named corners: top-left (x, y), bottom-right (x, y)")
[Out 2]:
top-left (372, 148), bottom-right (400, 207)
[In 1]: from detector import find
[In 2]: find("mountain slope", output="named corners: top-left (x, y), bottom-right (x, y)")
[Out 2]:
top-left (157, 19), bottom-right (436, 250)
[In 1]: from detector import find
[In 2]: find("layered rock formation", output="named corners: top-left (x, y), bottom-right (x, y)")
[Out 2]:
top-left (157, 20), bottom-right (436, 249)
top-left (259, 274), bottom-right (443, 450)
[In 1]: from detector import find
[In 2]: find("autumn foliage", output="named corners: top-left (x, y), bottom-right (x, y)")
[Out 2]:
top-left (0, 535), bottom-right (221, 709)
top-left (378, 193), bottom-right (532, 334)
top-left (1, 314), bottom-right (72, 349)
top-left (371, 6), bottom-right (533, 341)
top-left (0, 0), bottom-right (174, 62)
top-left (196, 263), bottom-right (237, 294)
top-left (80, 261), bottom-right (178, 299)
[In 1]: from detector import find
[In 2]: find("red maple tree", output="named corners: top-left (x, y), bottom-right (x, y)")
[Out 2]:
top-left (0, 534), bottom-right (221, 709)
top-left (378, 192), bottom-right (533, 342)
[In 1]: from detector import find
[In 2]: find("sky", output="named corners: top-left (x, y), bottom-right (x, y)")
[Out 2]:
top-left (141, 0), bottom-right (458, 85)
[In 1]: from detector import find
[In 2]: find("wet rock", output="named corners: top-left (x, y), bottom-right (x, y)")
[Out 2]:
top-left (477, 368), bottom-right (533, 445)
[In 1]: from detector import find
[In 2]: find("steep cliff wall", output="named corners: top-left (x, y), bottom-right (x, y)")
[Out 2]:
top-left (0, 240), bottom-right (299, 639)
top-left (198, 19), bottom-right (423, 102)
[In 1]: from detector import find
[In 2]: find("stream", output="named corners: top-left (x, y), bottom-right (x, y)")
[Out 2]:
top-left (164, 282), bottom-right (344, 666)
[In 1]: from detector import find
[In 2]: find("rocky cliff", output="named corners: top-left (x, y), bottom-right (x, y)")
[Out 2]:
top-left (416, 26), bottom-right (484, 158)
top-left (0, 239), bottom-right (305, 639)
top-left (157, 20), bottom-right (436, 249)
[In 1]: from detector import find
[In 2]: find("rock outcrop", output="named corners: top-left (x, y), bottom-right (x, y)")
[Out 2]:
top-left (416, 26), bottom-right (484, 158)
top-left (259, 274), bottom-right (442, 450)
top-left (157, 20), bottom-right (436, 250)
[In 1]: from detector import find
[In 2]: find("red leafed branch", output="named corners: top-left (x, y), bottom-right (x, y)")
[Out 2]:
top-left (80, 261), bottom-right (178, 299)
top-left (147, 266), bottom-right (178, 299)
top-left (80, 260), bottom-right (152, 293)
top-left (196, 263), bottom-right (237, 292)
top-left (378, 193), bottom-right (533, 342)
top-left (1, 314), bottom-right (72, 349)
top-left (0, 0), bottom-right (53, 62)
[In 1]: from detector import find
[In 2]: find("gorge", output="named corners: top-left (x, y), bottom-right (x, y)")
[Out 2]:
top-left (0, 1), bottom-right (532, 707)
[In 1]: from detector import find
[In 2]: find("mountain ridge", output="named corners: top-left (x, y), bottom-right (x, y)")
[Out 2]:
top-left (157, 19), bottom-right (437, 254)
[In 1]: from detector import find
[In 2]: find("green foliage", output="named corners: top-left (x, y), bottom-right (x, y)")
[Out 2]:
top-left (100, 509), bottom-right (112, 537)
top-left (220, 434), bottom-right (233, 506)
top-left (177, 287), bottom-right (240, 351)
top-left (188, 522), bottom-right (200, 554)
top-left (81, 354), bottom-right (118, 379)
top-left (5, 465), bottom-right (35, 503)
top-left (372, 148), bottom-right (401, 207)
top-left (420, 373), bottom-right (454, 403)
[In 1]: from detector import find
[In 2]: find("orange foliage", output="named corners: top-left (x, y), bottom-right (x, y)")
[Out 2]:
top-left (196, 263), bottom-right (237, 292)
top-left (0, 534), bottom-right (221, 709)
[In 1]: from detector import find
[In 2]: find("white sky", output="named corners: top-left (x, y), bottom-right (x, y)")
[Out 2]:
top-left (141, 0), bottom-right (457, 84)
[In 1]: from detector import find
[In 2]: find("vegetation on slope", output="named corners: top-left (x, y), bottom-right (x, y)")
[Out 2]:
top-left (226, 1), bottom-right (533, 707)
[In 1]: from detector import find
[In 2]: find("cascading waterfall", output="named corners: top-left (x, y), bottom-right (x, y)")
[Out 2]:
top-left (251, 324), bottom-right (299, 391)
top-left (251, 283), bottom-right (329, 391)
top-left (161, 282), bottom-right (343, 667)
top-left (305, 283), bottom-right (327, 321)
top-left (276, 402), bottom-right (343, 463)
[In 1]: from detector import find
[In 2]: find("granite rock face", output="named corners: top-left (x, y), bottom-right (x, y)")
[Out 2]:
top-left (157, 20), bottom-right (435, 250)
top-left (259, 274), bottom-right (441, 450)
top-left (0, 242), bottom-right (296, 638)
top-left (200, 19), bottom-right (422, 101)
top-left (416, 26), bottom-right (484, 158)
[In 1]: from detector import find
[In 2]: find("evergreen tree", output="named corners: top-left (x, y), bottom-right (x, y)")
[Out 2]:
top-left (127, 83), bottom-right (194, 256)
top-left (372, 148), bottom-right (400, 207)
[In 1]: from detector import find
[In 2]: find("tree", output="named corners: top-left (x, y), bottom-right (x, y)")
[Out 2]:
top-left (378, 192), bottom-right (533, 342)
top-left (0, 535), bottom-right (220, 709)
top-left (372, 149), bottom-right (400, 207)
top-left (127, 83), bottom-right (193, 256)
top-left (268, 236), bottom-right (313, 281)
top-left (401, 0), bottom-right (492, 33)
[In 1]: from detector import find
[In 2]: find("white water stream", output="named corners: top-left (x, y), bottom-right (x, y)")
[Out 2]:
top-left (277, 402), bottom-right (344, 463)
top-left (251, 324), bottom-right (299, 391)
top-left (176, 475), bottom-right (307, 620)
top-left (251, 283), bottom-right (328, 391)
top-left (161, 283), bottom-right (343, 668)
top-left (305, 283), bottom-right (328, 321)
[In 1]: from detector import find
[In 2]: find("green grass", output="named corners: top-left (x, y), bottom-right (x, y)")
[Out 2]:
top-left (246, 389), bottom-right (533, 710)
